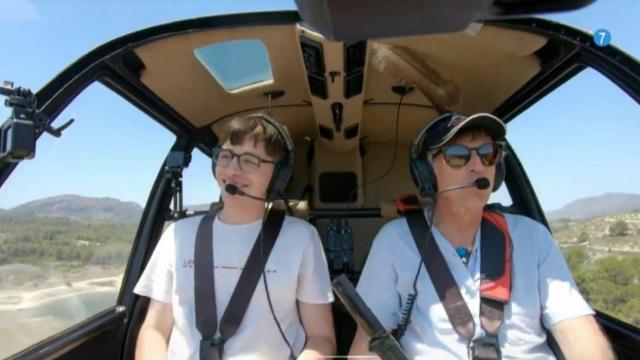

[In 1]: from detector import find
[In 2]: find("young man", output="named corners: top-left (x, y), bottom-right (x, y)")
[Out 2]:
top-left (350, 113), bottom-right (614, 359)
top-left (134, 113), bottom-right (335, 359)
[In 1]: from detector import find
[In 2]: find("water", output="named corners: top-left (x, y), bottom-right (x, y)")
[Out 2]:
top-left (0, 289), bottom-right (118, 358)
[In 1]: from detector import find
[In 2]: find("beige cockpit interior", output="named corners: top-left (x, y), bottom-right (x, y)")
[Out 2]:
top-left (132, 21), bottom-right (548, 271)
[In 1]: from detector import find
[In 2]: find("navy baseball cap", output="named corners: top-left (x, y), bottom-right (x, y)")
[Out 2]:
top-left (420, 112), bottom-right (506, 150)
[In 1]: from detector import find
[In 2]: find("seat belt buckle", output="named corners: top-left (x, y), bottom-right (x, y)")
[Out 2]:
top-left (200, 335), bottom-right (225, 360)
top-left (468, 336), bottom-right (501, 360)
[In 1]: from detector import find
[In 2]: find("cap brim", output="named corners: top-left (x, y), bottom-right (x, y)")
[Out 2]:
top-left (432, 113), bottom-right (505, 148)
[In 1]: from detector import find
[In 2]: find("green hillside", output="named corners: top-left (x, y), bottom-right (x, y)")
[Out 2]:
top-left (0, 215), bottom-right (136, 288)
top-left (552, 213), bottom-right (640, 328)
top-left (552, 212), bottom-right (640, 253)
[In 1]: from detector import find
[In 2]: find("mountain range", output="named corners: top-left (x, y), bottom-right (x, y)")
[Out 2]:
top-left (547, 193), bottom-right (640, 221)
top-left (0, 194), bottom-right (143, 223)
top-left (2, 192), bottom-right (640, 223)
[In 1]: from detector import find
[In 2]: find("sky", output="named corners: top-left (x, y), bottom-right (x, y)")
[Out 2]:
top-left (0, 0), bottom-right (639, 212)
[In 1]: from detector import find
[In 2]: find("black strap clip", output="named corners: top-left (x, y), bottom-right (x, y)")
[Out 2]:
top-left (200, 335), bottom-right (225, 360)
top-left (468, 335), bottom-right (501, 360)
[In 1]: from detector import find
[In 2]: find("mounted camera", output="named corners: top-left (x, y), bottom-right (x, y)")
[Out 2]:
top-left (0, 81), bottom-right (37, 163)
top-left (165, 150), bottom-right (191, 176)
top-left (165, 150), bottom-right (191, 219)
top-left (0, 80), bottom-right (74, 164)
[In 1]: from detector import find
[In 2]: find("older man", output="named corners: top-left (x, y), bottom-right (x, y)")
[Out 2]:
top-left (350, 112), bottom-right (613, 359)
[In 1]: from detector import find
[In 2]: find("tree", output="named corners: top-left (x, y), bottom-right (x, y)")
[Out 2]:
top-left (577, 231), bottom-right (590, 243)
top-left (594, 256), bottom-right (633, 286)
top-left (564, 246), bottom-right (588, 271)
top-left (609, 220), bottom-right (630, 237)
top-left (620, 298), bottom-right (640, 328)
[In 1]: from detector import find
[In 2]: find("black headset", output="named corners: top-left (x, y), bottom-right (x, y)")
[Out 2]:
top-left (409, 114), bottom-right (506, 198)
top-left (212, 113), bottom-right (294, 202)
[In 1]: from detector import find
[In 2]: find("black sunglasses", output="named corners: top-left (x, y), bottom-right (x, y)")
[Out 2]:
top-left (431, 142), bottom-right (504, 168)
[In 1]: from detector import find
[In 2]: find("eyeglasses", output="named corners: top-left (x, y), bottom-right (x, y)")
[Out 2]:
top-left (430, 142), bottom-right (504, 168)
top-left (215, 148), bottom-right (276, 173)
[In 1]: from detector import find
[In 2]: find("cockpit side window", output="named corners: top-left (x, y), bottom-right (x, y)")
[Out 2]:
top-left (506, 68), bottom-right (640, 328)
top-left (0, 83), bottom-right (175, 358)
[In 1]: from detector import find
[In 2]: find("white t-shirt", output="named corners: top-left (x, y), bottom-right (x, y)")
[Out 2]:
top-left (357, 211), bottom-right (593, 359)
top-left (134, 214), bottom-right (334, 359)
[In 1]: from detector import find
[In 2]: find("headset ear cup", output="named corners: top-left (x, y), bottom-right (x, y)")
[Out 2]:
top-left (492, 159), bottom-right (505, 192)
top-left (266, 154), bottom-right (293, 201)
top-left (409, 158), bottom-right (421, 192)
top-left (410, 155), bottom-right (436, 198)
top-left (421, 161), bottom-right (437, 197)
top-left (255, 114), bottom-right (294, 202)
top-left (409, 119), bottom-right (439, 198)
top-left (266, 162), bottom-right (280, 201)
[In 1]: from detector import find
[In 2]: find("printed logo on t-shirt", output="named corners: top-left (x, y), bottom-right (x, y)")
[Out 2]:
top-left (181, 259), bottom-right (277, 273)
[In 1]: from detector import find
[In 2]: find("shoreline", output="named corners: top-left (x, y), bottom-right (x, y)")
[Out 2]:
top-left (0, 274), bottom-right (122, 311)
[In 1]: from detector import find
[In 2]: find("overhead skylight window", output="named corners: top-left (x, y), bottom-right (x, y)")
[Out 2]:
top-left (194, 39), bottom-right (273, 92)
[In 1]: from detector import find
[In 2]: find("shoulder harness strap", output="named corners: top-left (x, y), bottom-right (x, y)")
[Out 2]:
top-left (195, 212), bottom-right (219, 360)
top-left (396, 194), bottom-right (512, 359)
top-left (194, 207), bottom-right (286, 360)
top-left (479, 211), bottom-right (511, 336)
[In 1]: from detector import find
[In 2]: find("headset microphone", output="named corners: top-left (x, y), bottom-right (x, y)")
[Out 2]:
top-left (438, 177), bottom-right (491, 194)
top-left (224, 183), bottom-right (267, 201)
top-left (474, 177), bottom-right (490, 190)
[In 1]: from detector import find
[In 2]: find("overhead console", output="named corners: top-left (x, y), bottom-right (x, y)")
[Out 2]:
top-left (296, 26), bottom-right (368, 209)
top-left (298, 26), bottom-right (367, 152)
